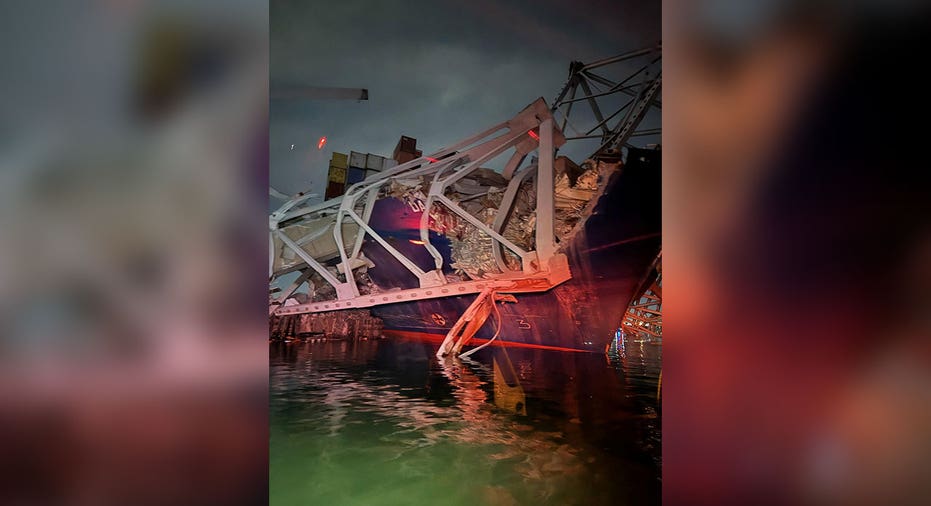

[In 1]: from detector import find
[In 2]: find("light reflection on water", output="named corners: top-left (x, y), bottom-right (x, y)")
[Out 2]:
top-left (270, 334), bottom-right (660, 506)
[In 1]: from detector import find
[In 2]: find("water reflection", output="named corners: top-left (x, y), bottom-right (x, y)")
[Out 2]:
top-left (491, 349), bottom-right (527, 416)
top-left (614, 330), bottom-right (663, 408)
top-left (270, 336), bottom-right (660, 505)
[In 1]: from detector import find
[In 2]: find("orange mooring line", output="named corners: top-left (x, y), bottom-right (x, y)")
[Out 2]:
top-left (383, 329), bottom-right (592, 353)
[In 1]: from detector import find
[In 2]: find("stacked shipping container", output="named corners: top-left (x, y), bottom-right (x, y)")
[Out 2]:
top-left (325, 151), bottom-right (348, 199)
top-left (325, 136), bottom-right (421, 199)
top-left (325, 150), bottom-right (396, 199)
top-left (392, 135), bottom-right (422, 164)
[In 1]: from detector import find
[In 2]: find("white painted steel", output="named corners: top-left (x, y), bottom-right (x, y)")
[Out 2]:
top-left (270, 98), bottom-right (569, 314)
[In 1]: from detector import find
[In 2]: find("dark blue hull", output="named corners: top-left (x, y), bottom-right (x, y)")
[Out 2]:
top-left (361, 148), bottom-right (660, 351)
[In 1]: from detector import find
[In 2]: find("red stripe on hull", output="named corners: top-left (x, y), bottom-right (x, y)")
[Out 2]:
top-left (382, 329), bottom-right (592, 353)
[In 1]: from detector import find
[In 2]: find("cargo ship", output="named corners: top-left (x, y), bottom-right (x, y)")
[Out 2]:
top-left (270, 48), bottom-right (661, 354)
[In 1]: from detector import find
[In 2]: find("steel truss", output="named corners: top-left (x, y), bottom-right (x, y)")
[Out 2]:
top-left (270, 99), bottom-right (571, 316)
top-left (550, 45), bottom-right (661, 156)
top-left (622, 259), bottom-right (662, 338)
top-left (270, 46), bottom-right (663, 358)
top-left (549, 46), bottom-right (664, 341)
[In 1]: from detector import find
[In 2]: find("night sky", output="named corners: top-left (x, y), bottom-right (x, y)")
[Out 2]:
top-left (270, 0), bottom-right (660, 204)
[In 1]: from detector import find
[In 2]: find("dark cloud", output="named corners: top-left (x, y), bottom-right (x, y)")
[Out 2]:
top-left (270, 0), bottom-right (660, 201)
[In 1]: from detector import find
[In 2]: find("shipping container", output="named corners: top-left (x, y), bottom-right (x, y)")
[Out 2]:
top-left (383, 158), bottom-right (398, 170)
top-left (396, 151), bottom-right (417, 164)
top-left (330, 152), bottom-right (348, 169)
top-left (364, 168), bottom-right (382, 180)
top-left (399, 136), bottom-right (416, 152)
top-left (392, 136), bottom-right (418, 160)
top-left (349, 151), bottom-right (366, 169)
top-left (328, 165), bottom-right (347, 183)
top-left (325, 181), bottom-right (345, 200)
top-left (346, 167), bottom-right (366, 184)
top-left (365, 153), bottom-right (384, 170)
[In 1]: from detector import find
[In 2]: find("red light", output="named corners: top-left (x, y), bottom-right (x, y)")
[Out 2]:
top-left (527, 130), bottom-right (539, 140)
top-left (426, 157), bottom-right (438, 163)
top-left (409, 239), bottom-right (426, 245)
top-left (317, 136), bottom-right (327, 150)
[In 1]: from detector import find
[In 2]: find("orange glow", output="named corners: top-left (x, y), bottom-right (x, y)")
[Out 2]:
top-left (425, 157), bottom-right (438, 163)
top-left (408, 239), bottom-right (426, 245)
top-left (317, 136), bottom-right (327, 150)
top-left (527, 130), bottom-right (539, 140)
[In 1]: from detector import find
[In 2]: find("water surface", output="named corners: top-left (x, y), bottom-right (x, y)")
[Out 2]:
top-left (270, 334), bottom-right (660, 505)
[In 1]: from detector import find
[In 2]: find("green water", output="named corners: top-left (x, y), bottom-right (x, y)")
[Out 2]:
top-left (270, 336), bottom-right (660, 505)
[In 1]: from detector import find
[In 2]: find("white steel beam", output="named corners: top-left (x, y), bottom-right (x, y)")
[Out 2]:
top-left (270, 98), bottom-right (573, 313)
top-left (342, 208), bottom-right (435, 283)
top-left (435, 195), bottom-right (528, 259)
top-left (535, 118), bottom-right (557, 264)
top-left (349, 186), bottom-right (379, 259)
top-left (274, 230), bottom-right (353, 299)
top-left (275, 266), bottom-right (571, 316)
top-left (269, 269), bottom-right (313, 315)
top-left (491, 164), bottom-right (536, 272)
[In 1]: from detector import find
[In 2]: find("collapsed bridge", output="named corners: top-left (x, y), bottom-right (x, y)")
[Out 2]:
top-left (270, 47), bottom-right (662, 355)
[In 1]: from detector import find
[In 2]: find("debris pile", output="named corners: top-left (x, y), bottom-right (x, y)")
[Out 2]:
top-left (270, 309), bottom-right (383, 341)
top-left (448, 210), bottom-right (497, 278)
top-left (445, 156), bottom-right (619, 278)
top-left (449, 182), bottom-right (537, 277)
top-left (273, 155), bottom-right (621, 295)
top-left (308, 273), bottom-right (336, 301)
top-left (553, 157), bottom-right (620, 240)
top-left (354, 270), bottom-right (381, 295)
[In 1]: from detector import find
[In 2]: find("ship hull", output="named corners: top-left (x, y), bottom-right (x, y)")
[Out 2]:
top-left (358, 148), bottom-right (660, 352)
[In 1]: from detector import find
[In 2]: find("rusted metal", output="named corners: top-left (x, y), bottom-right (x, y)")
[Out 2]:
top-left (436, 289), bottom-right (518, 358)
top-left (269, 309), bottom-right (383, 341)
top-left (276, 262), bottom-right (570, 316)
top-left (622, 266), bottom-right (662, 338)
